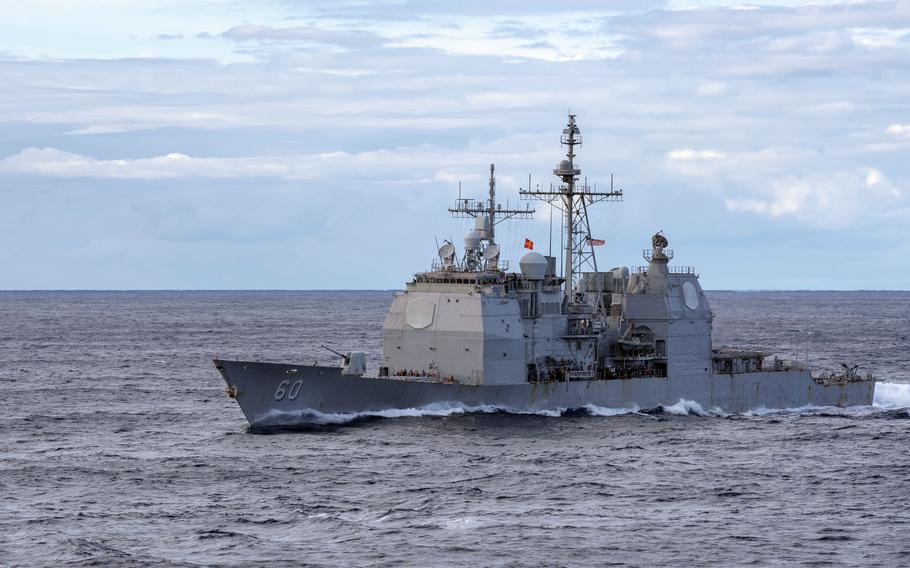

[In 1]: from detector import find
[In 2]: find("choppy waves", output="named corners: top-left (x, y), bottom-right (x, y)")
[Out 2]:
top-left (254, 402), bottom-right (503, 427)
top-left (252, 382), bottom-right (910, 427)
top-left (872, 381), bottom-right (910, 409)
top-left (5, 290), bottom-right (909, 567)
top-left (253, 402), bottom-right (645, 427)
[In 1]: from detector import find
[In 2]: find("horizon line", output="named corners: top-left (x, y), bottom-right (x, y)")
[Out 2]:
top-left (1, 288), bottom-right (908, 293)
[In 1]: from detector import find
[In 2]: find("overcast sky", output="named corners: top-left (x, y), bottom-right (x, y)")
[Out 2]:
top-left (1, 0), bottom-right (908, 289)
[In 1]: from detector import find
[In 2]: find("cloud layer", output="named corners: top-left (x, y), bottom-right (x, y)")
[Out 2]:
top-left (1, 0), bottom-right (909, 289)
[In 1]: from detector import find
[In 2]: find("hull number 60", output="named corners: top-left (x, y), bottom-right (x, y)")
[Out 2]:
top-left (274, 379), bottom-right (303, 401)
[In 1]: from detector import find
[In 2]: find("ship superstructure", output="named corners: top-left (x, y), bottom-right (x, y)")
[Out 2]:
top-left (214, 115), bottom-right (875, 427)
top-left (382, 115), bottom-right (706, 387)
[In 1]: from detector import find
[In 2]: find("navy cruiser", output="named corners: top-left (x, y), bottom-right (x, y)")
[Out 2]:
top-left (214, 115), bottom-right (875, 427)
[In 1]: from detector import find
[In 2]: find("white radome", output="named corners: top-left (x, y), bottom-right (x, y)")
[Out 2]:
top-left (519, 251), bottom-right (548, 279)
top-left (463, 230), bottom-right (483, 251)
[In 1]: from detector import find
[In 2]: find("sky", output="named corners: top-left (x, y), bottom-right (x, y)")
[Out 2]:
top-left (1, 0), bottom-right (908, 290)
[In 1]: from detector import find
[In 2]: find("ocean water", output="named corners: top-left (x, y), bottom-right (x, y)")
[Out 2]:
top-left (1, 290), bottom-right (909, 567)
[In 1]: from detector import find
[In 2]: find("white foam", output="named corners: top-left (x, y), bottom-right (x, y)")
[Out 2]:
top-left (662, 399), bottom-right (706, 416)
top-left (521, 408), bottom-right (564, 417)
top-left (873, 382), bottom-right (910, 409)
top-left (743, 404), bottom-right (828, 417)
top-left (440, 516), bottom-right (486, 530)
top-left (252, 385), bottom-right (910, 426)
top-left (742, 383), bottom-right (910, 417)
top-left (582, 403), bottom-right (640, 417)
top-left (255, 402), bottom-right (502, 426)
top-left (254, 400), bottom-right (648, 426)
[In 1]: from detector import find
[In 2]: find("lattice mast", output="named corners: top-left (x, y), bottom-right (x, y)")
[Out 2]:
top-left (520, 114), bottom-right (623, 293)
top-left (448, 163), bottom-right (535, 244)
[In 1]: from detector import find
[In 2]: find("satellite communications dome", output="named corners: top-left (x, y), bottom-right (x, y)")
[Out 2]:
top-left (519, 251), bottom-right (548, 279)
top-left (464, 230), bottom-right (483, 251)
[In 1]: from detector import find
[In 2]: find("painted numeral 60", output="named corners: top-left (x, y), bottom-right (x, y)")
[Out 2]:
top-left (274, 379), bottom-right (303, 401)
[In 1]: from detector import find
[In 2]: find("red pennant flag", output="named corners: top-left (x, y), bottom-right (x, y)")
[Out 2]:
top-left (524, 238), bottom-right (534, 250)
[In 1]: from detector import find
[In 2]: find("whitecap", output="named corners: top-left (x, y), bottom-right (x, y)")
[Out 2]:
top-left (254, 402), bottom-right (503, 426)
top-left (742, 404), bottom-right (828, 417)
top-left (252, 400), bottom-right (651, 426)
top-left (872, 382), bottom-right (910, 410)
top-left (582, 403), bottom-right (640, 417)
top-left (440, 516), bottom-right (487, 530)
top-left (662, 399), bottom-right (706, 416)
top-left (741, 382), bottom-right (909, 417)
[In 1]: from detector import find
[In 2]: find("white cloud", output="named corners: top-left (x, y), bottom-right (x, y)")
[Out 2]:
top-left (807, 100), bottom-right (856, 113)
top-left (0, 145), bottom-right (554, 182)
top-left (695, 81), bottom-right (729, 96)
top-left (849, 27), bottom-right (910, 49)
top-left (221, 24), bottom-right (386, 49)
top-left (667, 148), bottom-right (727, 160)
top-left (665, 146), bottom-right (815, 180)
top-left (865, 167), bottom-right (901, 197)
top-left (2, 0), bottom-right (910, 288)
top-left (0, 147), bottom-right (295, 179)
top-left (385, 12), bottom-right (625, 62)
top-left (725, 168), bottom-right (902, 227)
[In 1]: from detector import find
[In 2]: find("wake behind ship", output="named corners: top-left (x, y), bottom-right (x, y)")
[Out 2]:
top-left (214, 115), bottom-right (875, 428)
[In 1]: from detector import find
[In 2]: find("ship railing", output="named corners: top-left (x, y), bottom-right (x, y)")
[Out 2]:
top-left (713, 352), bottom-right (806, 375)
top-left (567, 305), bottom-right (594, 316)
top-left (430, 259), bottom-right (455, 272)
top-left (429, 259), bottom-right (510, 272)
top-left (533, 182), bottom-right (622, 201)
top-left (566, 370), bottom-right (595, 380)
top-left (631, 265), bottom-right (698, 276)
top-left (811, 371), bottom-right (874, 385)
top-left (643, 249), bottom-right (675, 262)
top-left (762, 358), bottom-right (805, 373)
top-left (533, 365), bottom-right (667, 382)
top-left (600, 367), bottom-right (667, 380)
top-left (550, 182), bottom-right (589, 193)
top-left (566, 320), bottom-right (597, 336)
top-left (536, 366), bottom-right (597, 381)
top-left (510, 282), bottom-right (561, 293)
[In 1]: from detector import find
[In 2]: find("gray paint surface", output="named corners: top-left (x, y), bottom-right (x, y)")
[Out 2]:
top-left (215, 359), bottom-right (875, 428)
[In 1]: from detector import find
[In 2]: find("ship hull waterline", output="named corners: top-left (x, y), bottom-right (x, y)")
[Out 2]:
top-left (214, 359), bottom-right (876, 428)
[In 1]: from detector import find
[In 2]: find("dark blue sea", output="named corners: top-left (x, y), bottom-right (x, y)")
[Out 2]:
top-left (1, 290), bottom-right (909, 567)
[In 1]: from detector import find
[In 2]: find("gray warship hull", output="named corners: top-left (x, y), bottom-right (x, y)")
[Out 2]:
top-left (214, 359), bottom-right (875, 428)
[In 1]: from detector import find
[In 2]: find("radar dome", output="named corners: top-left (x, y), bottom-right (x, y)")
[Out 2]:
top-left (463, 229), bottom-right (482, 251)
top-left (519, 251), bottom-right (548, 279)
top-left (474, 214), bottom-right (491, 237)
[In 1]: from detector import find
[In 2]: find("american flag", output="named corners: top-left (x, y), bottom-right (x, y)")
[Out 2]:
top-left (586, 237), bottom-right (605, 246)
